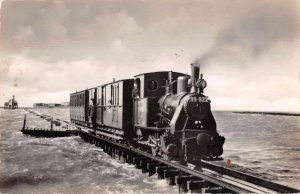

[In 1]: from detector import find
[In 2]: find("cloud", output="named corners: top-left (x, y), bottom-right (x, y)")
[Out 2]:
top-left (0, 0), bottom-right (299, 111)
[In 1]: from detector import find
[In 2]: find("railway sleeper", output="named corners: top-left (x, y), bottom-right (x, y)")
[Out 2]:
top-left (116, 149), bottom-right (122, 160)
top-left (155, 165), bottom-right (169, 179)
top-left (139, 159), bottom-right (151, 173)
top-left (175, 175), bottom-right (200, 193)
top-left (95, 140), bottom-right (103, 148)
top-left (111, 148), bottom-right (116, 159)
top-left (106, 145), bottom-right (113, 156)
top-left (113, 147), bottom-right (120, 159)
top-left (112, 147), bottom-right (118, 159)
top-left (120, 151), bottom-right (128, 163)
top-left (103, 144), bottom-right (109, 153)
top-left (187, 180), bottom-right (216, 193)
top-left (133, 156), bottom-right (145, 169)
top-left (147, 162), bottom-right (160, 177)
top-left (117, 150), bottom-right (123, 161)
top-left (126, 153), bottom-right (136, 164)
top-left (122, 152), bottom-right (129, 163)
top-left (116, 149), bottom-right (125, 161)
top-left (164, 169), bottom-right (180, 185)
top-left (202, 187), bottom-right (231, 193)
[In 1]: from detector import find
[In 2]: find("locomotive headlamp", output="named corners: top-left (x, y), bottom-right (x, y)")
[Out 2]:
top-left (199, 79), bottom-right (207, 89)
top-left (196, 79), bottom-right (207, 89)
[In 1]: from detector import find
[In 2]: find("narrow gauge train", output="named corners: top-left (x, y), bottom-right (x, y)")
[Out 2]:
top-left (70, 63), bottom-right (225, 162)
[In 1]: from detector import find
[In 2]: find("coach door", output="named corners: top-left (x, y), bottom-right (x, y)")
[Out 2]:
top-left (112, 84), bottom-right (118, 127)
top-left (96, 86), bottom-right (103, 125)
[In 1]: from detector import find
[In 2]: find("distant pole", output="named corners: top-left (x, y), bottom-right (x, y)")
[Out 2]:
top-left (50, 117), bottom-right (53, 131)
top-left (22, 114), bottom-right (27, 130)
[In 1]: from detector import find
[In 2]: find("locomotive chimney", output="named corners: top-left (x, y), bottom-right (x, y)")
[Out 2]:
top-left (191, 63), bottom-right (200, 93)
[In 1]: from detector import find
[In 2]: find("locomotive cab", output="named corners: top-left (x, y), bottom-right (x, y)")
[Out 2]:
top-left (133, 72), bottom-right (187, 128)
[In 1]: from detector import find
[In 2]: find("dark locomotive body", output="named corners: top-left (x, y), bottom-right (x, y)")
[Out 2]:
top-left (70, 63), bottom-right (225, 162)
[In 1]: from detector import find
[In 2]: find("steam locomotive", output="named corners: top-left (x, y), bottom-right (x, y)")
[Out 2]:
top-left (70, 63), bottom-right (225, 162)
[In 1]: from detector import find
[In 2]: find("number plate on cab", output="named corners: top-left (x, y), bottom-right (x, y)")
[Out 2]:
top-left (190, 96), bottom-right (209, 103)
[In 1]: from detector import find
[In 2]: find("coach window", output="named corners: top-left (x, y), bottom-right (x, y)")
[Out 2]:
top-left (114, 85), bottom-right (116, 105)
top-left (82, 93), bottom-right (84, 106)
top-left (78, 94), bottom-right (80, 106)
top-left (117, 84), bottom-right (119, 105)
top-left (106, 86), bottom-right (108, 105)
top-left (111, 85), bottom-right (114, 105)
top-left (83, 93), bottom-right (85, 105)
top-left (79, 94), bottom-right (81, 106)
top-left (106, 86), bottom-right (111, 105)
top-left (114, 84), bottom-right (117, 105)
top-left (113, 85), bottom-right (116, 105)
top-left (148, 80), bottom-right (158, 91)
top-left (113, 85), bottom-right (115, 105)
top-left (82, 93), bottom-right (84, 105)
top-left (132, 78), bottom-right (140, 98)
top-left (104, 87), bottom-right (106, 105)
top-left (98, 88), bottom-right (101, 105)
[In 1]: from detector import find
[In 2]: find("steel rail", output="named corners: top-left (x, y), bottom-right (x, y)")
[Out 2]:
top-left (198, 160), bottom-right (300, 193)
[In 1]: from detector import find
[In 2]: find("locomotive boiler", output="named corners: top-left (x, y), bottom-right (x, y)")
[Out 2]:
top-left (156, 64), bottom-right (225, 162)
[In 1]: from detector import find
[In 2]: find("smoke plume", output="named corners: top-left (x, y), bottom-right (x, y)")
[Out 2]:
top-left (195, 1), bottom-right (299, 68)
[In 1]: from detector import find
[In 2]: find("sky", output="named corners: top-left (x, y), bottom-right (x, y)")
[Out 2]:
top-left (0, 0), bottom-right (300, 112)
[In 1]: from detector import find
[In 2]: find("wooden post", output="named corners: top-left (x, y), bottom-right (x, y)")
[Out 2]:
top-left (50, 117), bottom-right (53, 131)
top-left (22, 114), bottom-right (27, 130)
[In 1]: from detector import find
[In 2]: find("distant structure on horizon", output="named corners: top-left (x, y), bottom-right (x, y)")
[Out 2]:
top-left (4, 95), bottom-right (18, 109)
top-left (33, 102), bottom-right (69, 109)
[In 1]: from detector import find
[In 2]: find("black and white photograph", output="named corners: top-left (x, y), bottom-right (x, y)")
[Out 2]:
top-left (0, 0), bottom-right (299, 193)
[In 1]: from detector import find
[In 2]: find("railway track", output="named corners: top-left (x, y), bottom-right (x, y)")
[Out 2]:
top-left (78, 128), bottom-right (299, 193)
top-left (23, 111), bottom-right (300, 193)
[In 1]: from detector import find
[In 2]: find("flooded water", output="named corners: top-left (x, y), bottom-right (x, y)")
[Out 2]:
top-left (0, 108), bottom-right (299, 193)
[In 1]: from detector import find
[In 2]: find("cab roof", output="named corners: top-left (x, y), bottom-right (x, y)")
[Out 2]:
top-left (134, 71), bottom-right (189, 77)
